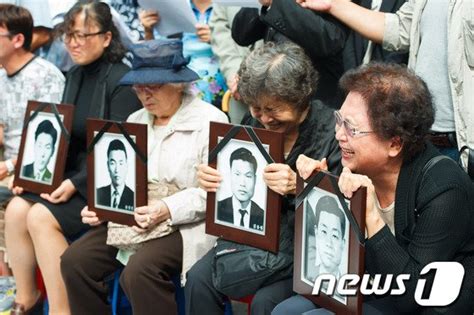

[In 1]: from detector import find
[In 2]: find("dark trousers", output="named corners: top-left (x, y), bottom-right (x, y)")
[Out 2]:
top-left (60, 224), bottom-right (183, 315)
top-left (185, 248), bottom-right (294, 315)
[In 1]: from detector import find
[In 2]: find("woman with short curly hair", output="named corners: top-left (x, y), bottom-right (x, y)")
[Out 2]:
top-left (276, 63), bottom-right (474, 315)
top-left (186, 41), bottom-right (341, 315)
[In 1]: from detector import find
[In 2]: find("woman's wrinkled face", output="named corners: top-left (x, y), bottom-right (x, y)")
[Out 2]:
top-left (249, 96), bottom-right (304, 134)
top-left (133, 83), bottom-right (183, 117)
top-left (335, 91), bottom-right (393, 175)
top-left (64, 12), bottom-right (111, 65)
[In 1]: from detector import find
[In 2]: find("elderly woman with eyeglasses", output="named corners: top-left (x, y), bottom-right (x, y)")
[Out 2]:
top-left (60, 38), bottom-right (228, 315)
top-left (5, 2), bottom-right (141, 314)
top-left (185, 42), bottom-right (341, 315)
top-left (273, 63), bottom-right (474, 314)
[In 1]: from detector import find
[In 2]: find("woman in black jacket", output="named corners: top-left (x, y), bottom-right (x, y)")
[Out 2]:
top-left (5, 2), bottom-right (141, 314)
top-left (282, 63), bottom-right (474, 314)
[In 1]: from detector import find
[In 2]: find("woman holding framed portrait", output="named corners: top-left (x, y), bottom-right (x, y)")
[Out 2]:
top-left (4, 2), bottom-right (141, 314)
top-left (60, 38), bottom-right (228, 315)
top-left (275, 63), bottom-right (474, 314)
top-left (185, 42), bottom-right (342, 315)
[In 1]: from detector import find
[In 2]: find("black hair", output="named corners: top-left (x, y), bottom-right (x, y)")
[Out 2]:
top-left (314, 195), bottom-right (346, 237)
top-left (229, 147), bottom-right (257, 173)
top-left (107, 139), bottom-right (127, 159)
top-left (35, 120), bottom-right (58, 148)
top-left (0, 4), bottom-right (33, 50)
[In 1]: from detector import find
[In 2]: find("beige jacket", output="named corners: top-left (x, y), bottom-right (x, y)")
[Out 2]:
top-left (127, 95), bottom-right (228, 285)
top-left (383, 0), bottom-right (474, 154)
top-left (209, 5), bottom-right (252, 82)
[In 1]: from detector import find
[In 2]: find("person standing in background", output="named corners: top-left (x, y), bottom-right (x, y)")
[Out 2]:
top-left (139, 0), bottom-right (228, 108)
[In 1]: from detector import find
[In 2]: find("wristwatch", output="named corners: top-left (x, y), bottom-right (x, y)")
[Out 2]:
top-left (5, 159), bottom-right (14, 176)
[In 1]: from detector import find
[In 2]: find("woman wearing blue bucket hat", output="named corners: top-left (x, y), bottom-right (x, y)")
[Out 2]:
top-left (60, 38), bottom-right (228, 315)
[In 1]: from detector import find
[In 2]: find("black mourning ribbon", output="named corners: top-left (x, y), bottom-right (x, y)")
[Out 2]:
top-left (25, 102), bottom-right (70, 142)
top-left (87, 121), bottom-right (147, 164)
top-left (208, 125), bottom-right (274, 164)
top-left (295, 170), bottom-right (366, 246)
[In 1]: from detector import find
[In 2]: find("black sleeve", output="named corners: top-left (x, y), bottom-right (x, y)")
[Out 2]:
top-left (70, 165), bottom-right (87, 197)
top-left (108, 85), bottom-right (142, 122)
top-left (231, 8), bottom-right (266, 46)
top-left (260, 0), bottom-right (348, 58)
top-left (365, 180), bottom-right (472, 313)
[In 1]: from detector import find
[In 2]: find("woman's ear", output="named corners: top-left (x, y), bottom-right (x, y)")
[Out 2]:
top-left (102, 31), bottom-right (112, 48)
top-left (388, 136), bottom-right (403, 158)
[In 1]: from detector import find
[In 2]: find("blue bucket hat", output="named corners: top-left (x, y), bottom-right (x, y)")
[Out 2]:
top-left (119, 39), bottom-right (199, 85)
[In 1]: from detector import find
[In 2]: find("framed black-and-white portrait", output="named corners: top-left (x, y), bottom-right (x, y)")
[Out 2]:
top-left (206, 122), bottom-right (283, 253)
top-left (87, 119), bottom-right (147, 226)
top-left (215, 139), bottom-right (268, 235)
top-left (14, 101), bottom-right (74, 194)
top-left (302, 187), bottom-right (350, 305)
top-left (294, 171), bottom-right (366, 315)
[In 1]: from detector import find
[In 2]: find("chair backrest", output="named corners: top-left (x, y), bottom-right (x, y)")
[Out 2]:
top-left (221, 90), bottom-right (249, 125)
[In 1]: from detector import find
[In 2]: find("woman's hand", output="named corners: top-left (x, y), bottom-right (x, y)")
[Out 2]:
top-left (81, 206), bottom-right (103, 226)
top-left (40, 179), bottom-right (76, 204)
top-left (8, 176), bottom-right (23, 195)
top-left (134, 200), bottom-right (171, 232)
top-left (263, 163), bottom-right (296, 195)
top-left (195, 23), bottom-right (211, 42)
top-left (227, 74), bottom-right (241, 100)
top-left (338, 167), bottom-right (384, 237)
top-left (139, 9), bottom-right (160, 40)
top-left (296, 0), bottom-right (333, 11)
top-left (197, 164), bottom-right (221, 192)
top-left (296, 155), bottom-right (328, 180)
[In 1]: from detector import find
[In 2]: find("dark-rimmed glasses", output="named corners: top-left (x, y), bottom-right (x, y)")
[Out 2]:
top-left (334, 110), bottom-right (373, 137)
top-left (61, 31), bottom-right (106, 45)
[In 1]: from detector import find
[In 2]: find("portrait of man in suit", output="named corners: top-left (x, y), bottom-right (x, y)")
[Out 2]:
top-left (96, 139), bottom-right (134, 212)
top-left (21, 119), bottom-right (57, 184)
top-left (217, 147), bottom-right (264, 232)
top-left (305, 194), bottom-right (347, 304)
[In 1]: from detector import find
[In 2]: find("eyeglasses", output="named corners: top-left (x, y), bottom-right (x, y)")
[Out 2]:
top-left (0, 32), bottom-right (11, 38)
top-left (132, 84), bottom-right (163, 94)
top-left (334, 110), bottom-right (373, 137)
top-left (61, 31), bottom-right (105, 45)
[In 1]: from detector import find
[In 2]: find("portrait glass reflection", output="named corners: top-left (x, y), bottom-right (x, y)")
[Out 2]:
top-left (94, 132), bottom-right (136, 213)
top-left (19, 112), bottom-right (62, 185)
top-left (302, 186), bottom-right (350, 305)
top-left (215, 139), bottom-right (269, 235)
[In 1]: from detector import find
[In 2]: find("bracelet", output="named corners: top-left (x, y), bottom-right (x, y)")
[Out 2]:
top-left (5, 159), bottom-right (14, 175)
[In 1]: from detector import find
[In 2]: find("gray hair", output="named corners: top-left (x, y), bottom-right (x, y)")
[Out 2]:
top-left (237, 42), bottom-right (318, 112)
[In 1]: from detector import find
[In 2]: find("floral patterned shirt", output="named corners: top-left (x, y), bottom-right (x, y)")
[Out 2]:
top-left (0, 57), bottom-right (65, 160)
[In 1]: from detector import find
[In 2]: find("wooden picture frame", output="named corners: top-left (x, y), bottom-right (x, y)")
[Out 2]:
top-left (14, 101), bottom-right (74, 194)
top-left (294, 171), bottom-right (366, 314)
top-left (205, 121), bottom-right (283, 253)
top-left (87, 119), bottom-right (147, 226)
